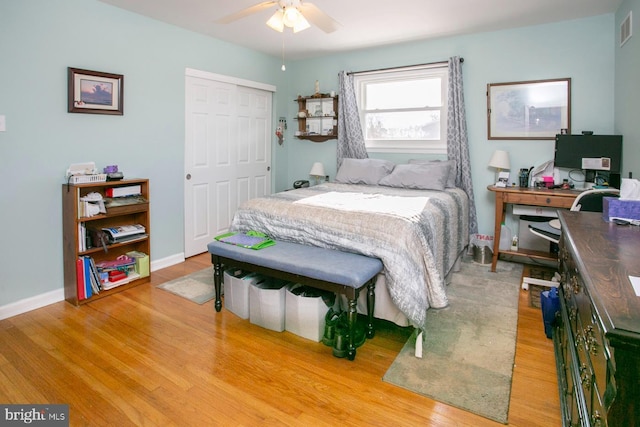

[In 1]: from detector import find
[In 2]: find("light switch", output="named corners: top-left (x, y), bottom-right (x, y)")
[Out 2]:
top-left (0, 115), bottom-right (5, 132)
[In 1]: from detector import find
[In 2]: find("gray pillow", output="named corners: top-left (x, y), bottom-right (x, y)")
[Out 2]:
top-left (335, 158), bottom-right (395, 185)
top-left (409, 159), bottom-right (456, 188)
top-left (379, 163), bottom-right (450, 190)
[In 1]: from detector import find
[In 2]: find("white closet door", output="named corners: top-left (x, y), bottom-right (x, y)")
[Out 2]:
top-left (184, 72), bottom-right (272, 258)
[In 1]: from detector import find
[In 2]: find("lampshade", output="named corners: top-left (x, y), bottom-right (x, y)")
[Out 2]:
top-left (266, 7), bottom-right (310, 33)
top-left (266, 10), bottom-right (285, 32)
top-left (309, 162), bottom-right (325, 177)
top-left (488, 150), bottom-right (511, 170)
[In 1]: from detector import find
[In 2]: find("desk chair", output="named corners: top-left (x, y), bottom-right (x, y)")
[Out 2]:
top-left (529, 188), bottom-right (620, 244)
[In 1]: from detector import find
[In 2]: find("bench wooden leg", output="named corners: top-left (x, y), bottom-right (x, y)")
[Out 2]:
top-left (346, 298), bottom-right (357, 361)
top-left (213, 260), bottom-right (222, 312)
top-left (366, 280), bottom-right (376, 339)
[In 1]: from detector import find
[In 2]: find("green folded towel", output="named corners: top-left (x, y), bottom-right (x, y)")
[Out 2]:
top-left (215, 231), bottom-right (275, 250)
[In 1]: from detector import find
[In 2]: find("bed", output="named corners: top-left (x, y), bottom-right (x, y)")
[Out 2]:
top-left (229, 158), bottom-right (470, 331)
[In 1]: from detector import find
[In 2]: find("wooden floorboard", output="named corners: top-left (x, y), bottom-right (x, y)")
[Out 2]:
top-left (0, 253), bottom-right (561, 426)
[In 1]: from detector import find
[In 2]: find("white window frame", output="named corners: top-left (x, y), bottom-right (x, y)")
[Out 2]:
top-left (354, 65), bottom-right (448, 154)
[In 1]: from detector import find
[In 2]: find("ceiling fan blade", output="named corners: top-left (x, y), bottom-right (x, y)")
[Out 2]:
top-left (299, 2), bottom-right (340, 33)
top-left (215, 1), bottom-right (278, 24)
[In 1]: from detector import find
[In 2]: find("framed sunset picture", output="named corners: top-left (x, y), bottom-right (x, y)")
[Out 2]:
top-left (68, 67), bottom-right (124, 115)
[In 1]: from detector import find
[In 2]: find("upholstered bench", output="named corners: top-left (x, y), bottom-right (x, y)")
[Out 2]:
top-left (207, 239), bottom-right (383, 360)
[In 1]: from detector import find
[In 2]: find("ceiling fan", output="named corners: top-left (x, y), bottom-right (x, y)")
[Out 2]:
top-left (216, 0), bottom-right (340, 34)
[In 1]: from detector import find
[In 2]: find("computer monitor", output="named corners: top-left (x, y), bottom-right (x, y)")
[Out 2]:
top-left (554, 134), bottom-right (623, 173)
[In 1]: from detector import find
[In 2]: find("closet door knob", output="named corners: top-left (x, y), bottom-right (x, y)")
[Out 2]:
top-left (186, 174), bottom-right (191, 180)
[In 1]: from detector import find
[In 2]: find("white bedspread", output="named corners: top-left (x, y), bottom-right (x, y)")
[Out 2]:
top-left (229, 183), bottom-right (469, 330)
top-left (294, 191), bottom-right (429, 220)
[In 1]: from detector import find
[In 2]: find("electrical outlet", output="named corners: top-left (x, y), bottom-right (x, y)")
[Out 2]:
top-left (0, 115), bottom-right (5, 132)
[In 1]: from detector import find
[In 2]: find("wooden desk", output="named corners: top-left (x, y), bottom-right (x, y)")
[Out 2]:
top-left (487, 185), bottom-right (580, 272)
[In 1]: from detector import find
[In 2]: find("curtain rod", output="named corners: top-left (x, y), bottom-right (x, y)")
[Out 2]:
top-left (347, 57), bottom-right (463, 76)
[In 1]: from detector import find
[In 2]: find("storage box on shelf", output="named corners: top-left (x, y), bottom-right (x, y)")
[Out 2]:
top-left (62, 179), bottom-right (150, 305)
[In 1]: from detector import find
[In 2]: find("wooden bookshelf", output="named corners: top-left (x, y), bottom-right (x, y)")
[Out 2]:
top-left (62, 178), bottom-right (150, 305)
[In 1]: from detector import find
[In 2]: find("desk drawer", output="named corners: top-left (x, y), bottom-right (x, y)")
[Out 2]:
top-left (505, 193), bottom-right (575, 208)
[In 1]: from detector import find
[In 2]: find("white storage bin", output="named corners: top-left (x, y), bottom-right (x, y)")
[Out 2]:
top-left (285, 284), bottom-right (330, 342)
top-left (224, 270), bottom-right (262, 320)
top-left (249, 278), bottom-right (288, 332)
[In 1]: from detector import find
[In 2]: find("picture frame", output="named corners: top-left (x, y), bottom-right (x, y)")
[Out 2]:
top-left (487, 78), bottom-right (570, 140)
top-left (68, 67), bottom-right (124, 115)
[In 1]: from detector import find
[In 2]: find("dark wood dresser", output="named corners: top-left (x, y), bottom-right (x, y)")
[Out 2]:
top-left (554, 211), bottom-right (640, 426)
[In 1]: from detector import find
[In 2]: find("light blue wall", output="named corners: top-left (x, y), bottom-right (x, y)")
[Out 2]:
top-left (0, 0), bottom-right (288, 306)
top-left (616, 0), bottom-right (640, 176)
top-left (0, 0), bottom-right (631, 310)
top-left (283, 15), bottom-right (618, 238)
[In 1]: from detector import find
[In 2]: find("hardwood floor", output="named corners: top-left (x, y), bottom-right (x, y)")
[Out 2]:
top-left (0, 254), bottom-right (561, 426)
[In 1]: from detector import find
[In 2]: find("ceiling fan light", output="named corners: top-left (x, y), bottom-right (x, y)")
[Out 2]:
top-left (292, 14), bottom-right (310, 33)
top-left (282, 7), bottom-right (301, 27)
top-left (266, 10), bottom-right (284, 32)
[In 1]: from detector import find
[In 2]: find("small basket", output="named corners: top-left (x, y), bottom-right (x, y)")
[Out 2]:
top-left (69, 174), bottom-right (107, 184)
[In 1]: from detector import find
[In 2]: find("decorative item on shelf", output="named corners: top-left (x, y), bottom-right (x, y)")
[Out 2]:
top-left (309, 162), bottom-right (325, 186)
top-left (314, 80), bottom-right (320, 96)
top-left (104, 164), bottom-right (124, 181)
top-left (489, 150), bottom-right (511, 187)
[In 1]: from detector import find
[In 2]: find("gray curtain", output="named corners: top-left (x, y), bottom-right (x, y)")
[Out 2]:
top-left (337, 70), bottom-right (368, 169)
top-left (447, 56), bottom-right (478, 235)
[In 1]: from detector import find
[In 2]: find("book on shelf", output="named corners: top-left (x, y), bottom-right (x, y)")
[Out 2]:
top-left (76, 258), bottom-right (86, 300)
top-left (105, 185), bottom-right (141, 198)
top-left (82, 256), bottom-right (92, 299)
top-left (101, 224), bottom-right (146, 243)
top-left (78, 223), bottom-right (86, 252)
top-left (85, 256), bottom-right (101, 295)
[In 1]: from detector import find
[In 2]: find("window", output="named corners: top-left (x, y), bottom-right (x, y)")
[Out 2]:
top-left (354, 65), bottom-right (448, 154)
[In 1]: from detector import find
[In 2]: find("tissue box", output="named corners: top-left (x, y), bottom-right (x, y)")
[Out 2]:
top-left (285, 284), bottom-right (329, 342)
top-left (603, 197), bottom-right (640, 222)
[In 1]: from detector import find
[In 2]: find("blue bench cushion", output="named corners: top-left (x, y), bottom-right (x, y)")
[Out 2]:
top-left (207, 240), bottom-right (382, 288)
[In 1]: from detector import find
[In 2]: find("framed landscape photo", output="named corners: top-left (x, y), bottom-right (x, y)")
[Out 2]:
top-left (487, 78), bottom-right (570, 140)
top-left (68, 67), bottom-right (124, 115)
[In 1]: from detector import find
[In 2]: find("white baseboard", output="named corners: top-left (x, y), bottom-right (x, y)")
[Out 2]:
top-left (0, 289), bottom-right (65, 320)
top-left (0, 252), bottom-right (186, 320)
top-left (151, 252), bottom-right (185, 271)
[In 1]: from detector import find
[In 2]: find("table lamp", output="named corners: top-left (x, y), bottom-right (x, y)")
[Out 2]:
top-left (309, 162), bottom-right (325, 185)
top-left (489, 150), bottom-right (510, 187)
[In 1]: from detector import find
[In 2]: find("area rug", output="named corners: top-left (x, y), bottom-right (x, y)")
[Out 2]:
top-left (157, 268), bottom-right (215, 304)
top-left (383, 257), bottom-right (523, 424)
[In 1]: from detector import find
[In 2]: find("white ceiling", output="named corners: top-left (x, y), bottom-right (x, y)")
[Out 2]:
top-left (98, 0), bottom-right (623, 60)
